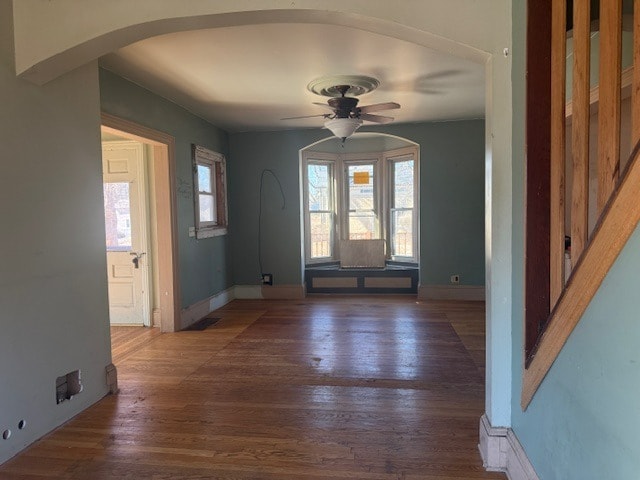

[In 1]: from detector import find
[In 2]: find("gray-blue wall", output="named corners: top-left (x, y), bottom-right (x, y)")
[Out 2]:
top-left (0, 3), bottom-right (111, 462)
top-left (228, 120), bottom-right (486, 287)
top-left (513, 226), bottom-right (640, 478)
top-left (99, 69), bottom-right (233, 308)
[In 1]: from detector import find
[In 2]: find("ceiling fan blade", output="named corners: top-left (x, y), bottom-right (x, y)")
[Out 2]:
top-left (358, 102), bottom-right (400, 114)
top-left (359, 113), bottom-right (394, 124)
top-left (281, 113), bottom-right (330, 120)
top-left (312, 102), bottom-right (336, 110)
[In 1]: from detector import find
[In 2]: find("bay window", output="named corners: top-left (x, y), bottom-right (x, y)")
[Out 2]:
top-left (303, 146), bottom-right (418, 264)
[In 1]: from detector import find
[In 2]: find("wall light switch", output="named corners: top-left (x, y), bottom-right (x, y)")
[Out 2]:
top-left (188, 227), bottom-right (196, 237)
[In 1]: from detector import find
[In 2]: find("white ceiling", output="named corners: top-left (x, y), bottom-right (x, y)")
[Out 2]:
top-left (100, 23), bottom-right (485, 133)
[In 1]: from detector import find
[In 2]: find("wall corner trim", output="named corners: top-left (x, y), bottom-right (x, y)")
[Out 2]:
top-left (180, 287), bottom-right (235, 329)
top-left (105, 363), bottom-right (118, 395)
top-left (479, 414), bottom-right (539, 480)
top-left (234, 285), bottom-right (264, 299)
top-left (418, 284), bottom-right (485, 301)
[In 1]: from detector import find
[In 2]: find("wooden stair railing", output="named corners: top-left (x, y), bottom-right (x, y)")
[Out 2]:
top-left (523, 0), bottom-right (640, 408)
top-left (523, 139), bottom-right (640, 407)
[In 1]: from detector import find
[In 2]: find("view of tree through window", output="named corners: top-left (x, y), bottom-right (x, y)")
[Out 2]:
top-left (308, 163), bottom-right (332, 258)
top-left (197, 164), bottom-right (216, 223)
top-left (391, 160), bottom-right (414, 257)
top-left (347, 164), bottom-right (376, 239)
top-left (103, 182), bottom-right (132, 251)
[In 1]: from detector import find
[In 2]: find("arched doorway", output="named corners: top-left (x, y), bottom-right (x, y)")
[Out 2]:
top-left (301, 133), bottom-right (420, 294)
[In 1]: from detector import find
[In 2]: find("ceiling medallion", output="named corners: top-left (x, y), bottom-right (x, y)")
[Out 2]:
top-left (307, 75), bottom-right (380, 97)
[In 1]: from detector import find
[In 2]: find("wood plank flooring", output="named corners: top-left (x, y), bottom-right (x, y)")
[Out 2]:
top-left (110, 325), bottom-right (162, 365)
top-left (0, 296), bottom-right (504, 479)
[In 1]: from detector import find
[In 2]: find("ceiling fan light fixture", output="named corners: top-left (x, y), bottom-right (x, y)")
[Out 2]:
top-left (324, 117), bottom-right (363, 139)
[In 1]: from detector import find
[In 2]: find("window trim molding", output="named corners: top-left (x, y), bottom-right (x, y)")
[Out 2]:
top-left (192, 144), bottom-right (228, 239)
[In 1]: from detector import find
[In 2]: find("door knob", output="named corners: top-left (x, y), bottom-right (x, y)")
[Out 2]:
top-left (130, 252), bottom-right (146, 269)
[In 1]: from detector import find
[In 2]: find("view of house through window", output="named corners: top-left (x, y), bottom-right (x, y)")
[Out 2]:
top-left (103, 182), bottom-right (132, 251)
top-left (347, 163), bottom-right (377, 240)
top-left (303, 144), bottom-right (418, 265)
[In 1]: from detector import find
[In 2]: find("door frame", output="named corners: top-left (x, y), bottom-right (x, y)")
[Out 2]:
top-left (101, 112), bottom-right (181, 332)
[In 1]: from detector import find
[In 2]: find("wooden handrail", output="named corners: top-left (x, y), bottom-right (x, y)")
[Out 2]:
top-left (523, 138), bottom-right (640, 408)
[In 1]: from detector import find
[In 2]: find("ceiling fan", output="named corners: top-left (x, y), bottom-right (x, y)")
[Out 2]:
top-left (282, 84), bottom-right (401, 141)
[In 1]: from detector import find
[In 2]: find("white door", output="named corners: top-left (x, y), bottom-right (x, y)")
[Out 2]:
top-left (102, 141), bottom-right (150, 326)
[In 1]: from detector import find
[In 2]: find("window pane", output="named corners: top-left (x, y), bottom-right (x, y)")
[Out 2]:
top-left (199, 193), bottom-right (216, 223)
top-left (103, 182), bottom-right (132, 250)
top-left (392, 209), bottom-right (413, 257)
top-left (348, 164), bottom-right (374, 210)
top-left (198, 164), bottom-right (212, 193)
top-left (310, 212), bottom-right (332, 258)
top-left (349, 212), bottom-right (376, 240)
top-left (393, 160), bottom-right (414, 209)
top-left (308, 164), bottom-right (331, 211)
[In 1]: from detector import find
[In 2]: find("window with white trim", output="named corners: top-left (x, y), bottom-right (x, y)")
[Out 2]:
top-left (303, 146), bottom-right (418, 264)
top-left (304, 154), bottom-right (336, 262)
top-left (387, 154), bottom-right (415, 259)
top-left (193, 145), bottom-right (227, 239)
top-left (344, 158), bottom-right (380, 240)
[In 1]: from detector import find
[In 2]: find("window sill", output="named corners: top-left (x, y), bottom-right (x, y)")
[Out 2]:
top-left (196, 227), bottom-right (227, 239)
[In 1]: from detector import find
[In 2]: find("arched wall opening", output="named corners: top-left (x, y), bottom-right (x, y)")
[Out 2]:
top-left (300, 133), bottom-right (421, 294)
top-left (11, 0), bottom-right (514, 428)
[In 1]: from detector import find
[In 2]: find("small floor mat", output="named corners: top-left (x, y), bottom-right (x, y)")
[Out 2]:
top-left (183, 317), bottom-right (220, 331)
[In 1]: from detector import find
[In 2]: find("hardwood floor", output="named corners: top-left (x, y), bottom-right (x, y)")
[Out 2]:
top-left (0, 296), bottom-right (504, 479)
top-left (110, 325), bottom-right (162, 365)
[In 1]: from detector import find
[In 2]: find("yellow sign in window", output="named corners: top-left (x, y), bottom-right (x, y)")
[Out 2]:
top-left (353, 171), bottom-right (370, 184)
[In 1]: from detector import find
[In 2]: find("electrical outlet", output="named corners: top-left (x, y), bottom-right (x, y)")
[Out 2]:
top-left (450, 274), bottom-right (460, 284)
top-left (261, 273), bottom-right (273, 285)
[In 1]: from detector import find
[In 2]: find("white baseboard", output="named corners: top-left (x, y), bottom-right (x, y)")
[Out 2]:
top-left (233, 285), bottom-right (263, 299)
top-left (418, 284), bottom-right (485, 301)
top-left (479, 415), bottom-right (539, 480)
top-left (209, 287), bottom-right (234, 311)
top-left (179, 284), bottom-right (307, 328)
top-left (180, 287), bottom-right (235, 329)
top-left (261, 284), bottom-right (306, 299)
